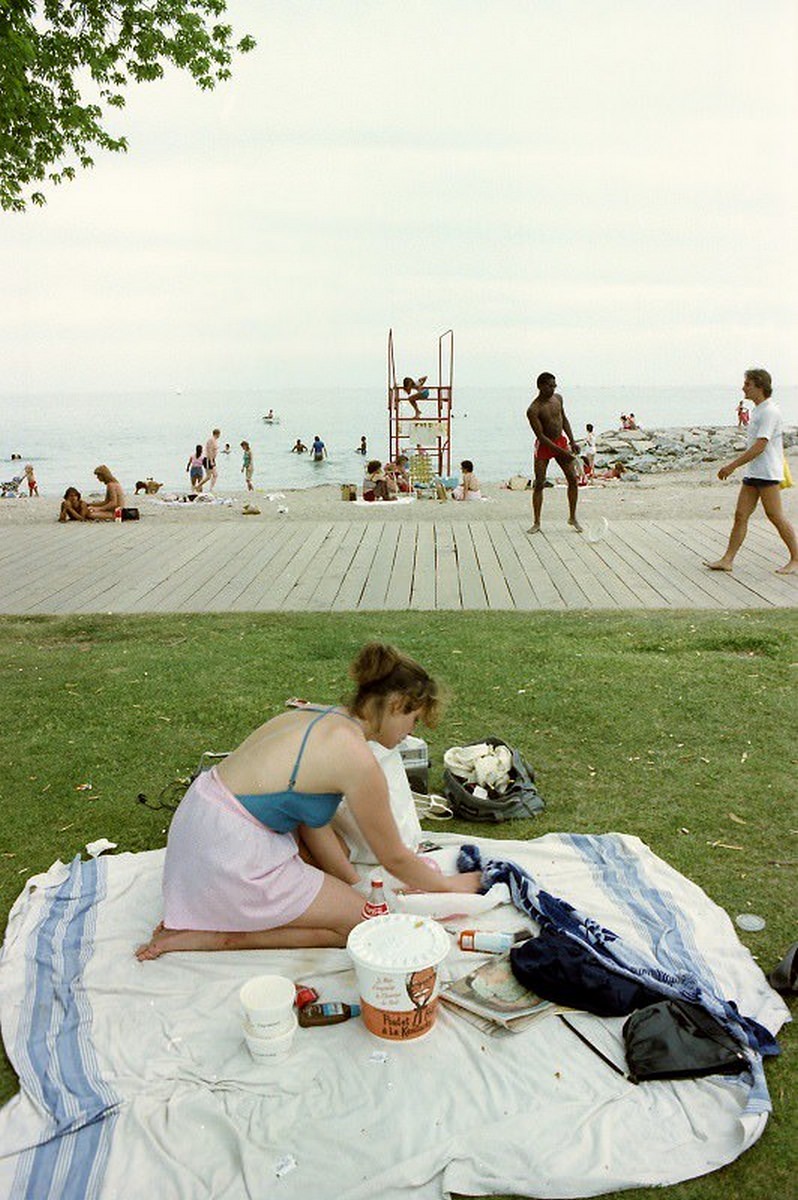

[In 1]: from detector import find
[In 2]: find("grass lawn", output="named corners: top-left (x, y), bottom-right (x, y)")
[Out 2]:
top-left (0, 609), bottom-right (795, 1200)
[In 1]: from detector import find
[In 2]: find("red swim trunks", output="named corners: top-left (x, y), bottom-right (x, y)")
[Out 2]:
top-left (534, 434), bottom-right (569, 462)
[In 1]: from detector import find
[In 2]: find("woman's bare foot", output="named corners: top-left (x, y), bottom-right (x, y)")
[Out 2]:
top-left (775, 560), bottom-right (798, 575)
top-left (135, 923), bottom-right (226, 960)
top-left (704, 559), bottom-right (733, 572)
top-left (568, 517), bottom-right (583, 533)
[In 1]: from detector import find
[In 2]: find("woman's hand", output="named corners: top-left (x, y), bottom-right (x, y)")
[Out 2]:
top-left (444, 870), bottom-right (483, 894)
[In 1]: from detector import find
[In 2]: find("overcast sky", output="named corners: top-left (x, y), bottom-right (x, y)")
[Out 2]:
top-left (3, 0), bottom-right (796, 392)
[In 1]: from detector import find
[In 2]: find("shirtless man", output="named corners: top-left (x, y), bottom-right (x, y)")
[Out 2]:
top-left (87, 465), bottom-right (125, 520)
top-left (526, 372), bottom-right (582, 533)
top-left (201, 428), bottom-right (221, 491)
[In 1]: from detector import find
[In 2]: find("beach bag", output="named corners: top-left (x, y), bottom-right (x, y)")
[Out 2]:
top-left (121, 507), bottom-right (140, 521)
top-left (622, 998), bottom-right (748, 1084)
top-left (340, 483), bottom-right (357, 501)
top-left (781, 458), bottom-right (793, 490)
top-left (442, 736), bottom-right (544, 822)
top-left (507, 474), bottom-right (530, 491)
top-left (510, 929), bottom-right (661, 1016)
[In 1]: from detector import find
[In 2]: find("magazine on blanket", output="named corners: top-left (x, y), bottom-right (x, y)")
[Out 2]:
top-left (440, 954), bottom-right (566, 1030)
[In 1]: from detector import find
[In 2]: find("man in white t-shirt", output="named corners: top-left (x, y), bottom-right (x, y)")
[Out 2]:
top-left (705, 369), bottom-right (797, 575)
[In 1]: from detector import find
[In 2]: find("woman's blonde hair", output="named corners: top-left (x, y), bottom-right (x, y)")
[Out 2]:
top-left (94, 464), bottom-right (116, 484)
top-left (348, 642), bottom-right (442, 727)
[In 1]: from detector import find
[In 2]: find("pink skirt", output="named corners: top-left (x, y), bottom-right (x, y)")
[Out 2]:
top-left (162, 768), bottom-right (324, 931)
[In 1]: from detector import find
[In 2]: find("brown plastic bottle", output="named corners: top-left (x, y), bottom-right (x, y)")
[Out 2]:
top-left (297, 1002), bottom-right (362, 1027)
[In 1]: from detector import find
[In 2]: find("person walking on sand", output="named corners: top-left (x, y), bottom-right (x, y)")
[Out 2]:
top-left (201, 428), bottom-right (221, 491)
top-left (240, 440), bottom-right (254, 491)
top-left (705, 368), bottom-right (798, 575)
top-left (526, 372), bottom-right (582, 533)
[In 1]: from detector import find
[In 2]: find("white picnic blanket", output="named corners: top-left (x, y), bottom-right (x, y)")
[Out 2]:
top-left (0, 832), bottom-right (789, 1200)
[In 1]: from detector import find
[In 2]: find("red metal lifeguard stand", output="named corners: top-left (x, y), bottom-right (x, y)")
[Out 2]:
top-left (387, 328), bottom-right (453, 477)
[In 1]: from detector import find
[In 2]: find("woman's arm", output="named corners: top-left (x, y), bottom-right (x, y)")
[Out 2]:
top-left (299, 824), bottom-right (359, 885)
top-left (344, 760), bottom-right (481, 894)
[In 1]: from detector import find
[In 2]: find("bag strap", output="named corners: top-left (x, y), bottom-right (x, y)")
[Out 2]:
top-left (558, 1015), bottom-right (631, 1083)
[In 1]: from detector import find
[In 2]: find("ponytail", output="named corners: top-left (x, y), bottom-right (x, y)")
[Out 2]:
top-left (348, 642), bottom-right (442, 727)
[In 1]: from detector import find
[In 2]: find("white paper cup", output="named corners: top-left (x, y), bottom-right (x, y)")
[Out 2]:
top-left (239, 973), bottom-right (296, 1033)
top-left (243, 1011), bottom-right (297, 1061)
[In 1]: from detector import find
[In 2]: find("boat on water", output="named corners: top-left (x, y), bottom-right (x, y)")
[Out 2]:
top-left (262, 414), bottom-right (281, 424)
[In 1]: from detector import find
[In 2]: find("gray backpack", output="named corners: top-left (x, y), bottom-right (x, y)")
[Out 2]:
top-left (442, 736), bottom-right (545, 822)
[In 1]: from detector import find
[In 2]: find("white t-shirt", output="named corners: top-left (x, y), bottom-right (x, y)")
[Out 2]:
top-left (745, 399), bottom-right (783, 481)
top-left (584, 432), bottom-right (596, 454)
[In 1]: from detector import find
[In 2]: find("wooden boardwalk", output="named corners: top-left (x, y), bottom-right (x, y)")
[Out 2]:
top-left (0, 519), bottom-right (795, 614)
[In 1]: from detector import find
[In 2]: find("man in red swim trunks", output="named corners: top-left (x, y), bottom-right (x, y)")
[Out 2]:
top-left (526, 372), bottom-right (582, 533)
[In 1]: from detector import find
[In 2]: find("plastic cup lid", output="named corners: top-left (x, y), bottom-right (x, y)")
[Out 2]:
top-left (735, 913), bottom-right (766, 932)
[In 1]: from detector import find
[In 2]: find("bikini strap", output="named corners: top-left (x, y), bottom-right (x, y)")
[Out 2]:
top-left (286, 706), bottom-right (359, 790)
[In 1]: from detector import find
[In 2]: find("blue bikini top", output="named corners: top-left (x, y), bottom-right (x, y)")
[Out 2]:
top-left (234, 706), bottom-right (358, 833)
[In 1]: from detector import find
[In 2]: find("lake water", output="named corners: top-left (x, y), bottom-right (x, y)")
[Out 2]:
top-left (3, 384), bottom-right (796, 497)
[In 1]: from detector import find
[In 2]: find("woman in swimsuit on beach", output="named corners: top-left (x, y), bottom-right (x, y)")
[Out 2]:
top-left (136, 643), bottom-right (482, 959)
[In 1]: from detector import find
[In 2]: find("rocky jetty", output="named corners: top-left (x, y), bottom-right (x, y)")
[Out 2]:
top-left (593, 424), bottom-right (798, 476)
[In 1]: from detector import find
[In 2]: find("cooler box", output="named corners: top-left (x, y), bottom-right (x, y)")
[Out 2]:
top-left (397, 734), bottom-right (429, 793)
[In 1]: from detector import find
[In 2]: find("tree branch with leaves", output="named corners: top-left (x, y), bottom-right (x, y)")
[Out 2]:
top-left (0, 0), bottom-right (256, 211)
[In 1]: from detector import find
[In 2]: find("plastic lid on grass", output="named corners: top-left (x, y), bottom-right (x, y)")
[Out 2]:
top-left (735, 913), bottom-right (766, 932)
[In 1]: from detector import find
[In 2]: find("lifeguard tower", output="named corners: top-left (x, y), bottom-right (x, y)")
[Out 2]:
top-left (387, 328), bottom-right (453, 479)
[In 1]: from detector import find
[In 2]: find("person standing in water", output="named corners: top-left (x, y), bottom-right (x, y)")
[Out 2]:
top-left (310, 436), bottom-right (327, 462)
top-left (525, 372), bottom-right (582, 534)
top-left (705, 368), bottom-right (797, 575)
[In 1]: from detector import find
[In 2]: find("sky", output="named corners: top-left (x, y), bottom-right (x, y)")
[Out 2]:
top-left (2, 0), bottom-right (797, 392)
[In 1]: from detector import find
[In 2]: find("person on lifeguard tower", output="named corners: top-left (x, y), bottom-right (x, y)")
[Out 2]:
top-left (401, 376), bottom-right (429, 419)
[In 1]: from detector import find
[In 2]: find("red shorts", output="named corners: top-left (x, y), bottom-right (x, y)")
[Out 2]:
top-left (535, 434), bottom-right (569, 462)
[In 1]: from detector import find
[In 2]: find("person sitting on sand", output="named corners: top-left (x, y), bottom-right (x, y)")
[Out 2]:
top-left (87, 465), bottom-right (125, 520)
top-left (135, 643), bottom-right (483, 959)
top-left (385, 458), bottom-right (410, 493)
top-left (705, 368), bottom-right (798, 576)
top-left (401, 376), bottom-right (429, 419)
top-left (452, 459), bottom-right (482, 501)
top-left (292, 439), bottom-right (308, 454)
top-left (363, 459), bottom-right (396, 501)
top-left (58, 487), bottom-right (92, 522)
top-left (595, 461), bottom-right (626, 480)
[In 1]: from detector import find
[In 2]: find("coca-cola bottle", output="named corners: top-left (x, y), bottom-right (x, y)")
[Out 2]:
top-left (360, 876), bottom-right (390, 920)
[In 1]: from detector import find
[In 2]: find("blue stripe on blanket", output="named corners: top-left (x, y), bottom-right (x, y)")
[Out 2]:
top-left (12, 855), bottom-right (118, 1200)
top-left (564, 833), bottom-right (774, 1113)
top-left (459, 834), bottom-right (778, 1117)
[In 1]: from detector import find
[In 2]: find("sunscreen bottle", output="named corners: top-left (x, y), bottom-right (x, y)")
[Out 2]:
top-left (457, 930), bottom-right (529, 954)
top-left (298, 1002), bottom-right (361, 1027)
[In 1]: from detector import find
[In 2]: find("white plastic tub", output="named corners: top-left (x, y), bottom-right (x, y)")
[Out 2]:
top-left (243, 1011), bottom-right (297, 1062)
top-left (239, 973), bottom-right (295, 1033)
top-left (347, 913), bottom-right (450, 1042)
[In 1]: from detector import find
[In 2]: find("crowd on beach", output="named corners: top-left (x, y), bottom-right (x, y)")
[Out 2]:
top-left (5, 366), bottom-right (796, 574)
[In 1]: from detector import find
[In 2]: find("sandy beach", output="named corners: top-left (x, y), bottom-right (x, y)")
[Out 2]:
top-left (2, 459), bottom-right (796, 530)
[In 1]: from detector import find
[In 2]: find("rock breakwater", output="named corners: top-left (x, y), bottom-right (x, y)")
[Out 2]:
top-left (593, 424), bottom-right (798, 475)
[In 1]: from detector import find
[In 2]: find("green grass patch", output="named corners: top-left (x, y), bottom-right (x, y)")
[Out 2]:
top-left (0, 610), bottom-right (795, 1200)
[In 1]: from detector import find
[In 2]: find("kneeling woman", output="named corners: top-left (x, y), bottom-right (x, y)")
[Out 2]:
top-left (137, 644), bottom-right (481, 959)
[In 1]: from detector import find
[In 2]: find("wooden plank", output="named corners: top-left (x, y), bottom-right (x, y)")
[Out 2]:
top-left (200, 521), bottom-right (298, 610)
top-left (434, 522), bottom-right (461, 610)
top-left (478, 522), bottom-right (539, 609)
top-left (620, 521), bottom-right (725, 609)
top-left (248, 523), bottom-right (336, 610)
top-left (303, 523), bottom-right (369, 610)
top-left (330, 523), bottom-right (383, 611)
top-left (663, 520), bottom-right (795, 607)
top-left (173, 523), bottom-right (271, 611)
top-left (468, 523), bottom-right (515, 609)
top-left (451, 524), bottom-right (487, 609)
top-left (408, 523), bottom-right (436, 610)
top-left (128, 525), bottom-right (245, 612)
top-left (601, 524), bottom-right (698, 607)
top-left (517, 528), bottom-right (590, 608)
top-left (544, 531), bottom-right (619, 608)
top-left (384, 522), bottom-right (418, 611)
top-left (359, 524), bottom-right (402, 610)
top-left (281, 524), bottom-right (350, 610)
top-left (21, 525), bottom-right (170, 614)
top-left (501, 522), bottom-right (566, 608)
top-left (571, 531), bottom-right (660, 608)
top-left (645, 522), bottom-right (762, 610)
top-left (226, 524), bottom-right (314, 611)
